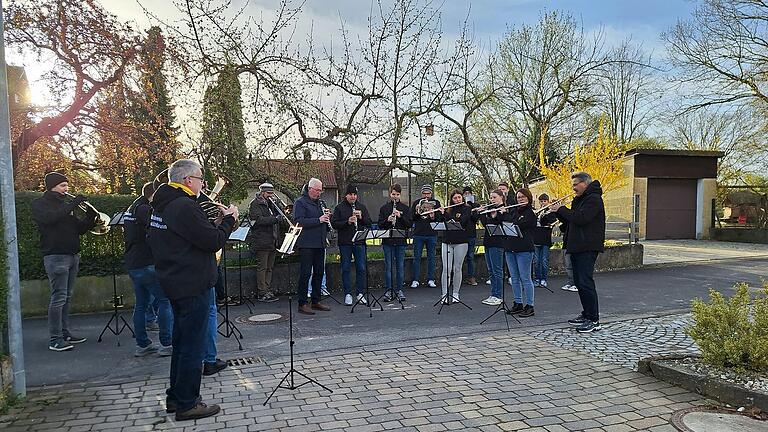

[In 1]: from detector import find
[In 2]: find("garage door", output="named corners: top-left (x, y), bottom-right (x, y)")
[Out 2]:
top-left (646, 178), bottom-right (697, 239)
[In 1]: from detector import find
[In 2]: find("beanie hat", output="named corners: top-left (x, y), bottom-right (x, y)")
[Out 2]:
top-left (345, 184), bottom-right (358, 195)
top-left (259, 182), bottom-right (275, 192)
top-left (44, 172), bottom-right (68, 191)
top-left (420, 184), bottom-right (433, 193)
top-left (463, 185), bottom-right (472, 193)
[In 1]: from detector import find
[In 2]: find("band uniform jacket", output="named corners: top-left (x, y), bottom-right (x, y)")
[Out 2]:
top-left (555, 180), bottom-right (606, 254)
top-left (147, 183), bottom-right (236, 301)
top-left (331, 200), bottom-right (373, 245)
top-left (248, 195), bottom-right (283, 250)
top-left (504, 205), bottom-right (536, 253)
top-left (378, 201), bottom-right (412, 246)
top-left (123, 196), bottom-right (154, 270)
top-left (411, 198), bottom-right (441, 236)
top-left (31, 191), bottom-right (97, 256)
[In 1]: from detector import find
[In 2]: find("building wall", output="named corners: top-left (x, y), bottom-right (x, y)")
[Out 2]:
top-left (697, 178), bottom-right (717, 239)
top-left (633, 177), bottom-right (648, 239)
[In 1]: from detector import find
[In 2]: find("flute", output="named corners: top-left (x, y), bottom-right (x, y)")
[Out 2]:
top-left (478, 202), bottom-right (525, 215)
top-left (419, 202), bottom-right (463, 216)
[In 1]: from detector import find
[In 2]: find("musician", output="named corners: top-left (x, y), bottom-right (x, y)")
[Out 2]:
top-left (293, 178), bottom-right (332, 315)
top-left (504, 188), bottom-right (537, 318)
top-left (479, 190), bottom-right (509, 306)
top-left (462, 186), bottom-right (480, 286)
top-left (331, 185), bottom-right (372, 305)
top-left (498, 182), bottom-right (513, 205)
top-left (410, 184), bottom-right (441, 289)
top-left (247, 182), bottom-right (282, 303)
top-left (436, 190), bottom-right (471, 303)
top-left (550, 172), bottom-right (606, 333)
top-left (148, 159), bottom-right (238, 421)
top-left (31, 172), bottom-right (96, 352)
top-left (532, 194), bottom-right (559, 290)
top-left (378, 183), bottom-right (412, 302)
top-left (124, 181), bottom-right (172, 357)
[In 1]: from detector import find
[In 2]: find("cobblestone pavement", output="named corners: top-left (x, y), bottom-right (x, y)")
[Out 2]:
top-left (532, 314), bottom-right (699, 371)
top-left (1, 325), bottom-right (710, 432)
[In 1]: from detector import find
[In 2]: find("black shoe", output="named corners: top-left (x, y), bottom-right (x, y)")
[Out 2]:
top-left (175, 402), bottom-right (220, 421)
top-left (203, 359), bottom-right (228, 376)
top-left (506, 302), bottom-right (524, 315)
top-left (576, 320), bottom-right (601, 333)
top-left (568, 314), bottom-right (587, 326)
top-left (63, 334), bottom-right (87, 344)
top-left (518, 305), bottom-right (535, 317)
top-left (257, 292), bottom-right (279, 303)
top-left (49, 339), bottom-right (74, 352)
top-left (166, 400), bottom-right (177, 413)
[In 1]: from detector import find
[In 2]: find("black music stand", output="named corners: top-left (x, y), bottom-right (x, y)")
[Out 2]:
top-left (98, 212), bottom-right (135, 345)
top-left (350, 229), bottom-right (384, 317)
top-left (431, 221), bottom-right (472, 314)
top-left (480, 222), bottom-right (522, 331)
top-left (231, 218), bottom-right (256, 312)
top-left (375, 229), bottom-right (408, 309)
top-left (217, 226), bottom-right (247, 350)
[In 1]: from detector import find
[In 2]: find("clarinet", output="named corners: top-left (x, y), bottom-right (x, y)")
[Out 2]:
top-left (351, 202), bottom-right (358, 230)
top-left (319, 199), bottom-right (333, 230)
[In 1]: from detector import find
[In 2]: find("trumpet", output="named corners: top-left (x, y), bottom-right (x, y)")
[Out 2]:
top-left (419, 202), bottom-right (463, 216)
top-left (65, 193), bottom-right (111, 235)
top-left (478, 202), bottom-right (525, 215)
top-left (535, 193), bottom-right (575, 215)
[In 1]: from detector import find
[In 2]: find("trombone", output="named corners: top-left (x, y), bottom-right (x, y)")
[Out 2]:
top-left (65, 193), bottom-right (111, 235)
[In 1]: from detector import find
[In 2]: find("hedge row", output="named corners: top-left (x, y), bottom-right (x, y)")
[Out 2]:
top-left (16, 192), bottom-right (135, 280)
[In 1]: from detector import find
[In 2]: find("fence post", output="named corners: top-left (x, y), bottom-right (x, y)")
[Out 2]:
top-left (632, 194), bottom-right (641, 243)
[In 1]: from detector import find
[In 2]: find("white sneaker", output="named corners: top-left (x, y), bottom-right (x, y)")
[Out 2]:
top-left (540, 280), bottom-right (548, 288)
top-left (356, 293), bottom-right (368, 305)
top-left (485, 279), bottom-right (491, 285)
top-left (568, 285), bottom-right (578, 292)
top-left (452, 295), bottom-right (460, 302)
top-left (481, 296), bottom-right (500, 305)
top-left (321, 288), bottom-right (330, 296)
top-left (427, 280), bottom-right (437, 288)
top-left (344, 294), bottom-right (353, 305)
top-left (410, 281), bottom-right (419, 288)
top-left (560, 284), bottom-right (571, 291)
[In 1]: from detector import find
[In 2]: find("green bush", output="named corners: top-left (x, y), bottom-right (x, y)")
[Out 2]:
top-left (686, 283), bottom-right (768, 372)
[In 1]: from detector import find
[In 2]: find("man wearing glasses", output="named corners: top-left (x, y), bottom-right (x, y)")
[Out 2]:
top-left (293, 177), bottom-right (332, 315)
top-left (148, 159), bottom-right (238, 421)
top-left (247, 182), bottom-right (282, 302)
top-left (550, 171), bottom-right (606, 334)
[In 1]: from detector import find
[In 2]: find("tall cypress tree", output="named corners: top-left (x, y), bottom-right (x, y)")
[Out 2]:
top-left (201, 64), bottom-right (249, 202)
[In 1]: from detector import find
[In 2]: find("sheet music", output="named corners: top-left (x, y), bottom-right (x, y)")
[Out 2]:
top-left (229, 226), bottom-right (250, 241)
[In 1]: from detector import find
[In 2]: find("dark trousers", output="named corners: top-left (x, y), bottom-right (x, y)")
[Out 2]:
top-left (570, 251), bottom-right (599, 322)
top-left (297, 248), bottom-right (325, 305)
top-left (254, 249), bottom-right (277, 296)
top-left (167, 290), bottom-right (210, 412)
top-left (464, 236), bottom-right (477, 278)
top-left (214, 266), bottom-right (225, 300)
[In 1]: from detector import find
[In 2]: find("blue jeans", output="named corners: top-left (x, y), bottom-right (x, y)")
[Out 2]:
top-left (506, 251), bottom-right (535, 306)
top-left (167, 290), bottom-right (210, 412)
top-left (533, 245), bottom-right (550, 282)
top-left (129, 265), bottom-right (172, 347)
top-left (339, 244), bottom-right (366, 295)
top-left (204, 288), bottom-right (217, 364)
top-left (485, 247), bottom-right (505, 299)
top-left (383, 244), bottom-right (406, 291)
top-left (411, 235), bottom-right (437, 282)
top-left (464, 237), bottom-right (477, 278)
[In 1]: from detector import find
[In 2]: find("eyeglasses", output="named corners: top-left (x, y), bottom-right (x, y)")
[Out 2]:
top-left (187, 175), bottom-right (205, 182)
top-left (310, 187), bottom-right (323, 192)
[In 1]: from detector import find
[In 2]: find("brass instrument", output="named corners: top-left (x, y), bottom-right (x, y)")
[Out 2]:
top-left (535, 193), bottom-right (575, 215)
top-left (65, 193), bottom-right (111, 235)
top-left (265, 194), bottom-right (303, 256)
top-left (478, 202), bottom-right (525, 215)
top-left (199, 177), bottom-right (228, 223)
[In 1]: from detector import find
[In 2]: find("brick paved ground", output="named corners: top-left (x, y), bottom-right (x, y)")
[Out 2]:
top-left (1, 321), bottom-right (710, 432)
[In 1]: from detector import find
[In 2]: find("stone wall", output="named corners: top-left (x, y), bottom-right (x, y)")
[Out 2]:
top-left (712, 228), bottom-right (768, 244)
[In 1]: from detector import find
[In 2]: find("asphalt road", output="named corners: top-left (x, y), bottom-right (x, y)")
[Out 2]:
top-left (20, 256), bottom-right (768, 388)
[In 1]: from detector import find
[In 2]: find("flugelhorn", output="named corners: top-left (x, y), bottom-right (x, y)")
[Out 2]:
top-left (65, 193), bottom-right (111, 235)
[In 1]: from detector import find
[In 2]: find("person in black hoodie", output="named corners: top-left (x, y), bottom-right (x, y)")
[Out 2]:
top-left (293, 177), bottom-right (332, 315)
top-left (332, 184), bottom-right (372, 305)
top-left (551, 171), bottom-right (606, 333)
top-left (378, 183), bottom-right (412, 302)
top-left (437, 190), bottom-right (471, 303)
top-left (504, 188), bottom-right (537, 317)
top-left (532, 194), bottom-right (559, 290)
top-left (147, 159), bottom-right (238, 421)
top-left (409, 184), bottom-right (441, 288)
top-left (31, 172), bottom-right (97, 352)
top-left (462, 186), bottom-right (481, 286)
top-left (124, 182), bottom-right (172, 358)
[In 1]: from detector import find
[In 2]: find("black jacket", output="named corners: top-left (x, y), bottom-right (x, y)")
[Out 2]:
top-left (480, 210), bottom-right (510, 249)
top-left (123, 196), bottom-right (154, 270)
top-left (533, 211), bottom-right (559, 247)
top-left (331, 200), bottom-right (372, 245)
top-left (378, 201), bottom-right (412, 246)
top-left (465, 201), bottom-right (480, 240)
top-left (247, 195), bottom-right (282, 250)
top-left (293, 191), bottom-right (329, 249)
top-left (504, 205), bottom-right (536, 252)
top-left (147, 183), bottom-right (235, 300)
top-left (437, 204), bottom-right (471, 244)
top-left (31, 191), bottom-right (97, 256)
top-left (556, 181), bottom-right (606, 253)
top-left (411, 198), bottom-right (441, 236)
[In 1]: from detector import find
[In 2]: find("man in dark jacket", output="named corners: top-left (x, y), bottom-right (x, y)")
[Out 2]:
top-left (551, 171), bottom-right (606, 333)
top-left (31, 172), bottom-right (97, 352)
top-left (293, 177), bottom-right (332, 315)
top-left (332, 184), bottom-right (372, 305)
top-left (147, 159), bottom-right (238, 421)
top-left (124, 182), bottom-right (172, 357)
top-left (378, 183), bottom-right (412, 301)
top-left (410, 184), bottom-right (440, 288)
top-left (247, 182), bottom-right (282, 303)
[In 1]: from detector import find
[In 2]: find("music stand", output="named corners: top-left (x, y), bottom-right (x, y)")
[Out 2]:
top-left (231, 218), bottom-right (256, 313)
top-left (480, 223), bottom-right (522, 330)
top-left (217, 226), bottom-right (247, 350)
top-left (350, 229), bottom-right (384, 317)
top-left (375, 229), bottom-right (408, 309)
top-left (98, 212), bottom-right (135, 345)
top-left (430, 221), bottom-right (472, 314)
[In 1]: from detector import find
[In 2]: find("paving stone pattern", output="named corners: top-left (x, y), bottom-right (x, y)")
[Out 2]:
top-left (532, 314), bottom-right (700, 371)
top-left (1, 330), bottom-right (709, 431)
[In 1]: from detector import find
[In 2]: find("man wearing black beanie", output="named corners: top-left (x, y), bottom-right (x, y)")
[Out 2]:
top-left (31, 172), bottom-right (98, 351)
